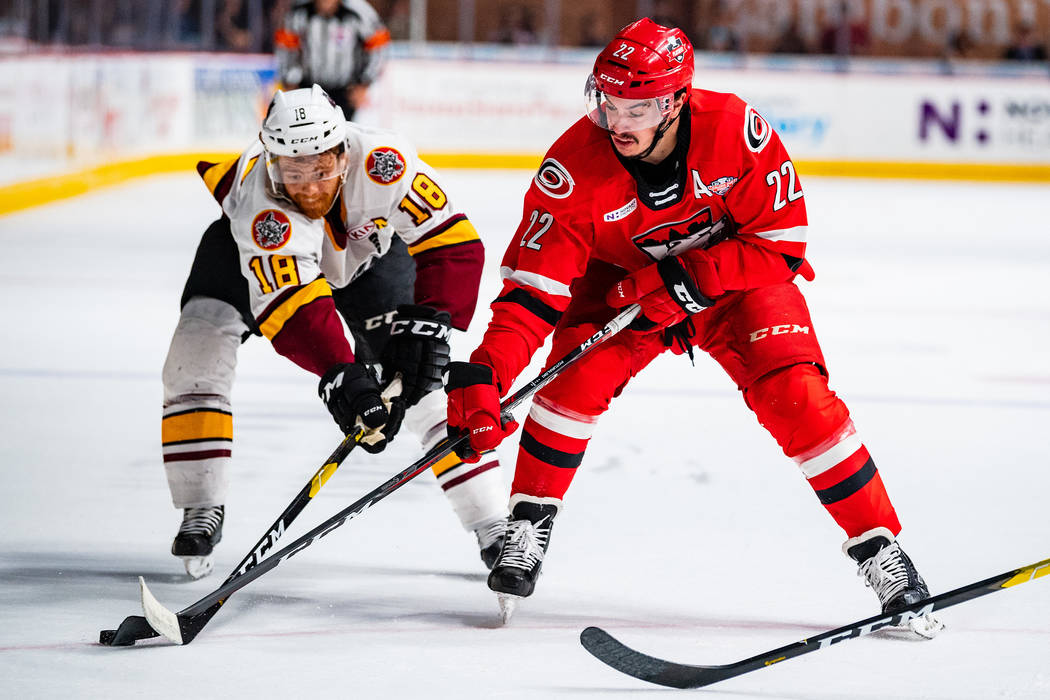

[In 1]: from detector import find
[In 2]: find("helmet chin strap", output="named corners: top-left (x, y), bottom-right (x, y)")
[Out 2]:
top-left (622, 110), bottom-right (680, 161)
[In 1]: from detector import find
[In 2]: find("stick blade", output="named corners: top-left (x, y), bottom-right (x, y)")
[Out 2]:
top-left (99, 615), bottom-right (158, 646)
top-left (580, 626), bottom-right (726, 689)
top-left (139, 576), bottom-right (184, 645)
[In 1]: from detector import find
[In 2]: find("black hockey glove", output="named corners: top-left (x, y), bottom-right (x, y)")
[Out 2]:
top-left (318, 363), bottom-right (404, 454)
top-left (380, 304), bottom-right (452, 407)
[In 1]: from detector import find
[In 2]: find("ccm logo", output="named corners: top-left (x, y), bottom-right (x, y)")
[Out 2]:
top-left (673, 282), bottom-right (705, 314)
top-left (817, 604), bottom-right (936, 648)
top-left (289, 136), bottom-right (319, 144)
top-left (600, 73), bottom-right (625, 85)
top-left (749, 324), bottom-right (810, 342)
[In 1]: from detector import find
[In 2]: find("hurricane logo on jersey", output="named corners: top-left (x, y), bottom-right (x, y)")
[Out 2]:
top-left (366, 148), bottom-right (406, 185)
top-left (632, 208), bottom-right (730, 262)
top-left (251, 210), bottom-right (292, 250)
top-left (744, 105), bottom-right (772, 153)
top-left (534, 158), bottom-right (574, 199)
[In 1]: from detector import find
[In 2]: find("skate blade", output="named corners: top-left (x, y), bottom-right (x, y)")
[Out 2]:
top-left (908, 614), bottom-right (944, 639)
top-left (496, 593), bottom-right (520, 625)
top-left (180, 555), bottom-right (213, 580)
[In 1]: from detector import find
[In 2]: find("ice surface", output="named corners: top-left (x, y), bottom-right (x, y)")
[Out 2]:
top-left (1, 171), bottom-right (1048, 699)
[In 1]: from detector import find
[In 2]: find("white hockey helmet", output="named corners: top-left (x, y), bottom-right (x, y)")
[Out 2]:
top-left (260, 84), bottom-right (348, 184)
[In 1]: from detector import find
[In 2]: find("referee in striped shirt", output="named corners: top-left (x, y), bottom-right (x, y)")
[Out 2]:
top-left (275, 0), bottom-right (391, 119)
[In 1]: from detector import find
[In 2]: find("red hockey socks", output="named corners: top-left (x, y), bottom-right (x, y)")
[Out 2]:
top-left (509, 399), bottom-right (598, 500)
top-left (745, 364), bottom-right (900, 537)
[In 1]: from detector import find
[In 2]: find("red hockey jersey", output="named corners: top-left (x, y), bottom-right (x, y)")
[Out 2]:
top-left (472, 90), bottom-right (813, 392)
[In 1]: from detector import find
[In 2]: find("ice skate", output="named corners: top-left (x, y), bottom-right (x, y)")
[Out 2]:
top-left (487, 497), bottom-right (559, 623)
top-left (473, 516), bottom-right (508, 570)
top-left (171, 505), bottom-right (224, 580)
top-left (844, 527), bottom-right (944, 639)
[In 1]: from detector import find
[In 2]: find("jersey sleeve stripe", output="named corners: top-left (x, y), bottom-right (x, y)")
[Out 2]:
top-left (746, 225), bottom-right (808, 242)
top-left (499, 266), bottom-right (572, 298)
top-left (256, 277), bottom-right (334, 340)
top-left (364, 27), bottom-right (391, 50)
top-left (240, 155), bottom-right (259, 184)
top-left (494, 288), bottom-right (563, 326)
top-left (406, 215), bottom-right (476, 255)
top-left (197, 155), bottom-right (240, 203)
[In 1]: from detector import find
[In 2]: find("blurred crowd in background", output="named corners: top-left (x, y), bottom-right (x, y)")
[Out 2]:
top-left (1, 0), bottom-right (1048, 62)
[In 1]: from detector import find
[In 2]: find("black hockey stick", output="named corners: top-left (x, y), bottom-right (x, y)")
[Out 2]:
top-left (99, 428), bottom-right (365, 646)
top-left (581, 555), bottom-right (1050, 689)
top-left (99, 378), bottom-right (402, 647)
top-left (123, 304), bottom-right (641, 645)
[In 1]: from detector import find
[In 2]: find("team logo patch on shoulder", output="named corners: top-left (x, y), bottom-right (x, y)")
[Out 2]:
top-left (744, 105), bottom-right (772, 153)
top-left (534, 158), bottom-right (574, 199)
top-left (603, 198), bottom-right (637, 222)
top-left (366, 147), bottom-right (406, 184)
top-left (251, 210), bottom-right (292, 250)
top-left (708, 176), bottom-right (739, 196)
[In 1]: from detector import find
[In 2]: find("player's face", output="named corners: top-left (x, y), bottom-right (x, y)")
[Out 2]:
top-left (602, 96), bottom-right (665, 158)
top-left (602, 93), bottom-right (686, 161)
top-left (277, 151), bottom-right (347, 218)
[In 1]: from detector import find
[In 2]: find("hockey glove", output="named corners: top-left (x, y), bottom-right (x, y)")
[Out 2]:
top-left (319, 362), bottom-right (404, 454)
top-left (606, 252), bottom-right (724, 331)
top-left (445, 361), bottom-right (519, 463)
top-left (380, 304), bottom-right (452, 407)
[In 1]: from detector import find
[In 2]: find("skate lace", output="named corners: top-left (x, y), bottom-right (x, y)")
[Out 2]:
top-left (178, 506), bottom-right (223, 536)
top-left (857, 541), bottom-right (910, 605)
top-left (498, 517), bottom-right (550, 571)
top-left (474, 518), bottom-right (507, 549)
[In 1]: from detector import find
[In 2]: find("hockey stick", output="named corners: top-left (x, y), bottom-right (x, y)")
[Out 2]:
top-left (99, 378), bottom-right (402, 647)
top-left (122, 304), bottom-right (641, 646)
top-left (581, 555), bottom-right (1050, 689)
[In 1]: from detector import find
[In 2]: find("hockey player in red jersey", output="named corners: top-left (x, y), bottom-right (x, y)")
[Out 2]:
top-left (446, 19), bottom-right (941, 634)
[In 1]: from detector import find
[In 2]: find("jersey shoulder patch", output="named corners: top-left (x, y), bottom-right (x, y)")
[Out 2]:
top-left (532, 118), bottom-right (609, 202)
top-left (534, 157), bottom-right (575, 199)
top-left (350, 124), bottom-right (417, 186)
top-left (365, 146), bottom-right (407, 184)
top-left (743, 103), bottom-right (773, 154)
top-left (250, 209), bottom-right (293, 250)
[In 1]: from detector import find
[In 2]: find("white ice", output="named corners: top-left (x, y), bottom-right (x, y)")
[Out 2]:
top-left (1, 171), bottom-right (1048, 699)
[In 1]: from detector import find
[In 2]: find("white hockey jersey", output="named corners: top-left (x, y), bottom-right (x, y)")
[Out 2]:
top-left (197, 123), bottom-right (483, 374)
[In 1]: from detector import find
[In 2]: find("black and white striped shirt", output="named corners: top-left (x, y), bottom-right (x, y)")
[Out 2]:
top-left (276, 0), bottom-right (389, 89)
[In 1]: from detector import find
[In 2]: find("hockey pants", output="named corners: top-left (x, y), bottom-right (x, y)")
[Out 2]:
top-left (509, 283), bottom-right (901, 539)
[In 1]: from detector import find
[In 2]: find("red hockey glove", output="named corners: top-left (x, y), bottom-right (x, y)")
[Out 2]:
top-left (606, 253), bottom-right (724, 331)
top-left (445, 362), bottom-right (519, 463)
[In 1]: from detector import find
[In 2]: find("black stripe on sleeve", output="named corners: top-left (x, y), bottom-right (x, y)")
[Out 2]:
top-left (814, 458), bottom-right (878, 505)
top-left (520, 430), bottom-right (584, 469)
top-left (494, 288), bottom-right (562, 327)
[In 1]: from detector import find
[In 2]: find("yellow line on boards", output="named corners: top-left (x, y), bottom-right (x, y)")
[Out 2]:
top-left (0, 153), bottom-right (236, 216)
top-left (796, 160), bottom-right (1050, 182)
top-left (2, 153), bottom-right (1048, 216)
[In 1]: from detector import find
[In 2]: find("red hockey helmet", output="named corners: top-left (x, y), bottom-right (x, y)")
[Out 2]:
top-left (586, 19), bottom-right (694, 132)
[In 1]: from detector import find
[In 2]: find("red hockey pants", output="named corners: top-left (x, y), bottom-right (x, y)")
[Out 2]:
top-left (510, 282), bottom-right (900, 538)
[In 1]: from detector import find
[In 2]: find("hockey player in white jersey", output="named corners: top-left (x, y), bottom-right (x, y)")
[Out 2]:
top-left (163, 85), bottom-right (507, 578)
